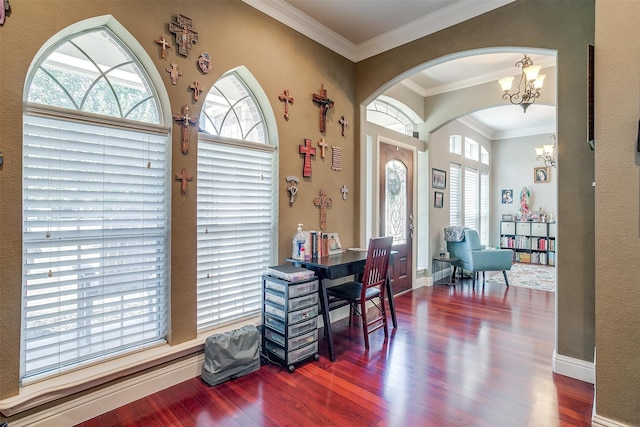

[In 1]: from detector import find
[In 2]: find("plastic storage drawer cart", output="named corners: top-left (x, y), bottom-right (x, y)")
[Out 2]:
top-left (262, 274), bottom-right (320, 372)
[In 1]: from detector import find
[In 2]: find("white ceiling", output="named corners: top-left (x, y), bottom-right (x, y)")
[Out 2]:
top-left (243, 0), bottom-right (555, 139)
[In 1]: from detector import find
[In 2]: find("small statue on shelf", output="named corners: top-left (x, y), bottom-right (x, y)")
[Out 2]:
top-left (519, 186), bottom-right (530, 217)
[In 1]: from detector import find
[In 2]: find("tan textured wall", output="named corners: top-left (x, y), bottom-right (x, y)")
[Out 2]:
top-left (355, 0), bottom-right (595, 363)
top-left (0, 0), bottom-right (354, 401)
top-left (594, 2), bottom-right (640, 424)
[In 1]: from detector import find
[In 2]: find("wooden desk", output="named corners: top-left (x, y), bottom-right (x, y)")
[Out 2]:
top-left (286, 250), bottom-right (397, 362)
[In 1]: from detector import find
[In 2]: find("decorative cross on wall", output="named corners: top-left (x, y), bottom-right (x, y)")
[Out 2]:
top-left (278, 89), bottom-right (294, 120)
top-left (175, 168), bottom-right (193, 193)
top-left (155, 36), bottom-right (170, 59)
top-left (173, 105), bottom-right (198, 154)
top-left (166, 63), bottom-right (182, 85)
top-left (189, 81), bottom-right (203, 101)
top-left (312, 84), bottom-right (334, 133)
top-left (331, 146), bottom-right (342, 171)
top-left (169, 14), bottom-right (198, 57)
top-left (317, 138), bottom-right (327, 158)
top-left (313, 188), bottom-right (333, 231)
top-left (341, 185), bottom-right (349, 200)
top-left (299, 138), bottom-right (316, 177)
top-left (339, 115), bottom-right (349, 136)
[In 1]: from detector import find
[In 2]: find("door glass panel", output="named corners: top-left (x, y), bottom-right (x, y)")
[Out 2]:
top-left (385, 159), bottom-right (407, 245)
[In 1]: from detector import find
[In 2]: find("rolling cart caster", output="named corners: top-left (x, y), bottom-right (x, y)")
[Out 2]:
top-left (314, 354), bottom-right (320, 361)
top-left (288, 365), bottom-right (295, 373)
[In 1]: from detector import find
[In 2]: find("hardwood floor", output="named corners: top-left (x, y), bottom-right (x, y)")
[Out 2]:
top-left (79, 278), bottom-right (594, 427)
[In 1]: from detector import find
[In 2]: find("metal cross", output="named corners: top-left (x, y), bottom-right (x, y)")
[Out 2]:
top-left (299, 138), bottom-right (316, 177)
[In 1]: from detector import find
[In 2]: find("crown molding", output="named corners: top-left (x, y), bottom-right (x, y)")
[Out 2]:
top-left (242, 0), bottom-right (514, 62)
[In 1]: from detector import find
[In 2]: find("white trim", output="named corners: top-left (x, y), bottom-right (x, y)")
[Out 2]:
top-left (0, 315), bottom-right (260, 417)
top-left (7, 353), bottom-right (206, 427)
top-left (592, 414), bottom-right (634, 427)
top-left (242, 0), bottom-right (514, 62)
top-left (552, 350), bottom-right (595, 384)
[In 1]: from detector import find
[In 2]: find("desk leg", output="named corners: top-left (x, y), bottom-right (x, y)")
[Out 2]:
top-left (317, 272), bottom-right (335, 362)
top-left (385, 273), bottom-right (397, 329)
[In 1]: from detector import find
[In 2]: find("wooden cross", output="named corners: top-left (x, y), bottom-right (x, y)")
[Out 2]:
top-left (313, 188), bottom-right (333, 231)
top-left (155, 36), bottom-right (170, 59)
top-left (317, 138), bottom-right (327, 158)
top-left (166, 63), bottom-right (182, 85)
top-left (189, 81), bottom-right (203, 101)
top-left (173, 105), bottom-right (198, 154)
top-left (339, 115), bottom-right (349, 137)
top-left (175, 168), bottom-right (193, 194)
top-left (278, 89), bottom-right (294, 120)
top-left (341, 185), bottom-right (349, 200)
top-left (312, 84), bottom-right (334, 133)
top-left (299, 138), bottom-right (316, 177)
top-left (169, 14), bottom-right (198, 57)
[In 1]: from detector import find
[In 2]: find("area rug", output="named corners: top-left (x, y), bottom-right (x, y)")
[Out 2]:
top-left (486, 262), bottom-right (556, 292)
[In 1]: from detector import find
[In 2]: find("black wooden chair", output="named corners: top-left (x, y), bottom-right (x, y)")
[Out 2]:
top-left (326, 236), bottom-right (393, 349)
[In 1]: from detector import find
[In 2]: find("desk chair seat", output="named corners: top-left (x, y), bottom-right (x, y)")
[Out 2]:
top-left (326, 236), bottom-right (393, 350)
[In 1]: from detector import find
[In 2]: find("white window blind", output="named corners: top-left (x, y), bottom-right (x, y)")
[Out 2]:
top-left (449, 163), bottom-right (462, 226)
top-left (464, 167), bottom-right (479, 232)
top-left (480, 171), bottom-right (489, 246)
top-left (22, 115), bottom-right (169, 379)
top-left (196, 139), bottom-right (276, 330)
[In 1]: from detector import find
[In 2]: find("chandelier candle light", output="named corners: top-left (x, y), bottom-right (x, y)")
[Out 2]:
top-left (499, 54), bottom-right (546, 113)
top-left (535, 134), bottom-right (557, 167)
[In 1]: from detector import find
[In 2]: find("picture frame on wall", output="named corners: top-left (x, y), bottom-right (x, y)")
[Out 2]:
top-left (432, 168), bottom-right (446, 189)
top-left (434, 191), bottom-right (444, 208)
top-left (501, 189), bottom-right (513, 204)
top-left (534, 166), bottom-right (550, 183)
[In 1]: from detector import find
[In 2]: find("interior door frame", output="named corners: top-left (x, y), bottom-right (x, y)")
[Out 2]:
top-left (360, 131), bottom-right (419, 290)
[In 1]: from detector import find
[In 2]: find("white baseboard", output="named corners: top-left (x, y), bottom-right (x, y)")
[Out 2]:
top-left (592, 414), bottom-right (634, 427)
top-left (552, 350), bottom-right (595, 384)
top-left (8, 353), bottom-right (205, 427)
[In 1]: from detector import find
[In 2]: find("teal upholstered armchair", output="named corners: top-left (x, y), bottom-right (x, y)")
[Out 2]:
top-left (445, 227), bottom-right (513, 289)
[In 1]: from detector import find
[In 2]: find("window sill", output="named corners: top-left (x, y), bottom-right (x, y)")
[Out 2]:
top-left (0, 315), bottom-right (260, 417)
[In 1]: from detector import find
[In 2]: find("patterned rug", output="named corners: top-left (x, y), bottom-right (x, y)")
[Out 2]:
top-left (486, 262), bottom-right (556, 292)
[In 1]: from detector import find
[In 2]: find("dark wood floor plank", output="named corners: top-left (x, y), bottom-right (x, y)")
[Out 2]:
top-left (80, 277), bottom-right (594, 426)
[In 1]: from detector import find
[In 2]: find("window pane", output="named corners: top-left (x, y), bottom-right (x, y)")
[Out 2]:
top-left (27, 28), bottom-right (159, 124)
top-left (199, 73), bottom-right (267, 143)
top-left (480, 171), bottom-right (489, 246)
top-left (481, 146), bottom-right (490, 165)
top-left (449, 163), bottom-right (462, 226)
top-left (22, 115), bottom-right (169, 379)
top-left (450, 135), bottom-right (462, 155)
top-left (384, 160), bottom-right (407, 245)
top-left (196, 140), bottom-right (276, 329)
top-left (465, 137), bottom-right (479, 161)
top-left (464, 167), bottom-right (479, 231)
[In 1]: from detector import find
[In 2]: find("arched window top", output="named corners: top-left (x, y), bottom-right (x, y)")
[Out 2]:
top-left (199, 71), bottom-right (267, 144)
top-left (366, 96), bottom-right (421, 136)
top-left (25, 27), bottom-right (160, 124)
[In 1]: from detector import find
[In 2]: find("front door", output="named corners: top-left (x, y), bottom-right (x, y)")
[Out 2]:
top-left (379, 142), bottom-right (413, 294)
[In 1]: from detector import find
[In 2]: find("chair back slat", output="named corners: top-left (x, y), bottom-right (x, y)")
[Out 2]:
top-left (361, 236), bottom-right (393, 297)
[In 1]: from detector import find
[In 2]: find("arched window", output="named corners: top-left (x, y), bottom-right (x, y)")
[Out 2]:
top-left (366, 97), bottom-right (420, 136)
top-left (22, 25), bottom-right (169, 380)
top-left (196, 69), bottom-right (277, 330)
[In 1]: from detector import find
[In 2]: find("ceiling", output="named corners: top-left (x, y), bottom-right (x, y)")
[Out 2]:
top-left (243, 0), bottom-right (555, 139)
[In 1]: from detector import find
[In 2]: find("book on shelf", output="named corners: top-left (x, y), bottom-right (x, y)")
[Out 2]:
top-left (266, 264), bottom-right (315, 282)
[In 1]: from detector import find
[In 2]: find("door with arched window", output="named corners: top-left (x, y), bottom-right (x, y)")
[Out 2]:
top-left (379, 142), bottom-right (414, 294)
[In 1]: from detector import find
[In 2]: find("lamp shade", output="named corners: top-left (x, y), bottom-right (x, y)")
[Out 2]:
top-left (523, 64), bottom-right (541, 82)
top-left (534, 74), bottom-right (546, 89)
top-left (535, 147), bottom-right (544, 156)
top-left (498, 76), bottom-right (514, 92)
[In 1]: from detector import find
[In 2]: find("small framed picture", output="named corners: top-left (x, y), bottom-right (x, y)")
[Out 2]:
top-left (432, 168), bottom-right (446, 189)
top-left (502, 214), bottom-right (513, 221)
top-left (434, 191), bottom-right (444, 208)
top-left (501, 189), bottom-right (513, 204)
top-left (534, 166), bottom-right (550, 183)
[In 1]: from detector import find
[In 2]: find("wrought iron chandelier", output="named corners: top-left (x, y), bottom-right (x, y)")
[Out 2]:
top-left (535, 134), bottom-right (557, 167)
top-left (498, 54), bottom-right (546, 113)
